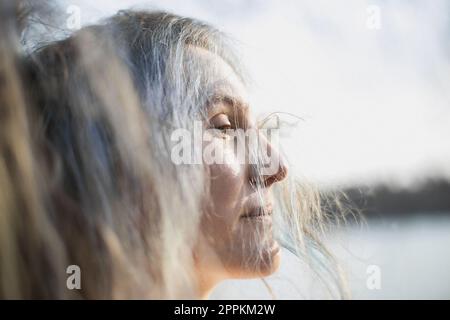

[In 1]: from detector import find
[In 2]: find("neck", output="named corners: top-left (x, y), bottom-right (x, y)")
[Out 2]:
top-left (196, 271), bottom-right (224, 299)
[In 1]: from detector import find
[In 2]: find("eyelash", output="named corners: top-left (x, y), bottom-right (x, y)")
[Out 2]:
top-left (216, 123), bottom-right (232, 131)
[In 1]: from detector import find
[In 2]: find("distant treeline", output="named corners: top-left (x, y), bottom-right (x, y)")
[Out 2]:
top-left (329, 178), bottom-right (450, 220)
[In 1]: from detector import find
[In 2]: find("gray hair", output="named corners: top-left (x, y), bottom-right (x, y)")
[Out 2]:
top-left (0, 6), bottom-right (350, 299)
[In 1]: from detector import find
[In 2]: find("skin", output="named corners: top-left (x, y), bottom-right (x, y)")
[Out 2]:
top-left (191, 48), bottom-right (288, 298)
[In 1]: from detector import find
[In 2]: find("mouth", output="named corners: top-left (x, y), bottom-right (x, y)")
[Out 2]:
top-left (240, 204), bottom-right (273, 219)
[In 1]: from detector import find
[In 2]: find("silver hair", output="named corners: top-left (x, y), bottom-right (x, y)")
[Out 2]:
top-left (0, 5), bottom-right (351, 299)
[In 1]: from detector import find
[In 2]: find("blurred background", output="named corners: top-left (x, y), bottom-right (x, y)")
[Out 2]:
top-left (27, 0), bottom-right (450, 299)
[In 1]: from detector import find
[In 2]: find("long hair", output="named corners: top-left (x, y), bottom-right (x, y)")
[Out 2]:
top-left (0, 3), bottom-right (350, 299)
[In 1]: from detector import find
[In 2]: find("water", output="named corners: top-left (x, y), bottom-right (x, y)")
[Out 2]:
top-left (210, 215), bottom-right (450, 299)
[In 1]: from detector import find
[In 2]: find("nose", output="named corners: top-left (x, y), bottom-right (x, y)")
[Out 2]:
top-left (262, 159), bottom-right (288, 188)
top-left (248, 132), bottom-right (288, 188)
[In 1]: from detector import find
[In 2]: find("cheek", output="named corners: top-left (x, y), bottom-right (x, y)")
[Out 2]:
top-left (201, 141), bottom-right (246, 244)
top-left (207, 141), bottom-right (246, 218)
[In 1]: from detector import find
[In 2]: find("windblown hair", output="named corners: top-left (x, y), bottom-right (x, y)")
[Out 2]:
top-left (0, 2), bottom-right (350, 299)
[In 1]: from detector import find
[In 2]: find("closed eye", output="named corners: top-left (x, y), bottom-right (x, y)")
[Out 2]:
top-left (216, 123), bottom-right (232, 131)
top-left (209, 113), bottom-right (232, 131)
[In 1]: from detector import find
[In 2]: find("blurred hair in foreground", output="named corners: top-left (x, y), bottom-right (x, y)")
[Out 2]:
top-left (0, 0), bottom-right (354, 299)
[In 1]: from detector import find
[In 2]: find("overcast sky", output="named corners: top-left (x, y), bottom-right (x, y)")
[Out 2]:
top-left (55, 0), bottom-right (450, 187)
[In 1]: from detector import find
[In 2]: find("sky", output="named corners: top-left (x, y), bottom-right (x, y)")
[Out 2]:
top-left (55, 0), bottom-right (450, 187)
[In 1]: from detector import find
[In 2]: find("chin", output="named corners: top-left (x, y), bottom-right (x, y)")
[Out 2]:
top-left (257, 249), bottom-right (282, 277)
top-left (229, 248), bottom-right (282, 279)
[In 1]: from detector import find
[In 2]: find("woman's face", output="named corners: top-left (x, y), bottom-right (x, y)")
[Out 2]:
top-left (192, 48), bottom-right (288, 289)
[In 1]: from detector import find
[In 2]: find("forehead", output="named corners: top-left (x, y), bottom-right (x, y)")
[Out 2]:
top-left (188, 46), bottom-right (249, 104)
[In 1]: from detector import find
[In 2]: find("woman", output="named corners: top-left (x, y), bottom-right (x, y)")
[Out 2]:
top-left (0, 4), bottom-right (348, 299)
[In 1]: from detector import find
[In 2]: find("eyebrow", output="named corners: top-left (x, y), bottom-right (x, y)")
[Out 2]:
top-left (209, 94), bottom-right (250, 112)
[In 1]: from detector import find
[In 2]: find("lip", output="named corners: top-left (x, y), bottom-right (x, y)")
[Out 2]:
top-left (240, 204), bottom-right (273, 219)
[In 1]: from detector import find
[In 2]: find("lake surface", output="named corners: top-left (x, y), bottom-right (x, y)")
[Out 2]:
top-left (210, 214), bottom-right (450, 299)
